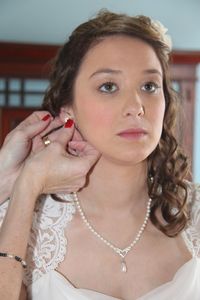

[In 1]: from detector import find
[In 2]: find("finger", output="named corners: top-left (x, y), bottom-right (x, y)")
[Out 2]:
top-left (50, 119), bottom-right (75, 148)
top-left (22, 117), bottom-right (52, 140)
top-left (68, 140), bottom-right (86, 156)
top-left (9, 111), bottom-right (52, 139)
top-left (68, 141), bottom-right (88, 154)
top-left (69, 141), bottom-right (99, 156)
top-left (31, 134), bottom-right (45, 154)
top-left (40, 117), bottom-right (64, 138)
top-left (31, 117), bottom-right (66, 153)
top-left (72, 141), bottom-right (100, 167)
top-left (14, 111), bottom-right (53, 130)
top-left (3, 115), bottom-right (52, 149)
top-left (71, 127), bottom-right (84, 142)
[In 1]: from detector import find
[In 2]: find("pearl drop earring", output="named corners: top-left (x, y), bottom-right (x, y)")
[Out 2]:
top-left (64, 113), bottom-right (72, 123)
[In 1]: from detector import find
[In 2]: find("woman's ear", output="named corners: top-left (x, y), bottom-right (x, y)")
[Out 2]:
top-left (59, 106), bottom-right (75, 123)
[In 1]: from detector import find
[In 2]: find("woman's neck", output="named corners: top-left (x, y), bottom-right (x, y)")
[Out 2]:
top-left (78, 156), bottom-right (149, 218)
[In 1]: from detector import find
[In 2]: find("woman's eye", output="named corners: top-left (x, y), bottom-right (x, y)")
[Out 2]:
top-left (141, 82), bottom-right (161, 93)
top-left (99, 82), bottom-right (118, 93)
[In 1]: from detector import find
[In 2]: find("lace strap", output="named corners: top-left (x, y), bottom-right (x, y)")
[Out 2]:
top-left (23, 194), bottom-right (75, 286)
top-left (182, 182), bottom-right (200, 257)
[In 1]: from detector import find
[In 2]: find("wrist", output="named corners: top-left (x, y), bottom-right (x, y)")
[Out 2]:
top-left (0, 172), bottom-right (16, 202)
top-left (0, 151), bottom-right (19, 201)
top-left (14, 162), bottom-right (43, 199)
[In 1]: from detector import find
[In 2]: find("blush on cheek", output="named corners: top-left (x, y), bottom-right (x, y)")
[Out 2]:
top-left (82, 104), bottom-right (113, 128)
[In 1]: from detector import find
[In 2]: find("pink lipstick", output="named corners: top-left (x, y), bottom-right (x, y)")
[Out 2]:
top-left (117, 128), bottom-right (147, 140)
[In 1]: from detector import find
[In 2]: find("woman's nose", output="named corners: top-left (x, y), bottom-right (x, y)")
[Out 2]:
top-left (122, 94), bottom-right (145, 118)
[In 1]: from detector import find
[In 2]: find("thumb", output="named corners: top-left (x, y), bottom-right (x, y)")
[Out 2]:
top-left (71, 140), bottom-right (100, 168)
top-left (55, 119), bottom-right (75, 148)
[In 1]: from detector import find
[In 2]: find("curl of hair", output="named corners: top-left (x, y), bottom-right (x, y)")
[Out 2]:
top-left (42, 10), bottom-right (190, 237)
top-left (148, 78), bottom-right (190, 237)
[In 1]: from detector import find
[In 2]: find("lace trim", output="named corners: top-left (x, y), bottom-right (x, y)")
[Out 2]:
top-left (23, 194), bottom-right (75, 286)
top-left (182, 182), bottom-right (200, 257)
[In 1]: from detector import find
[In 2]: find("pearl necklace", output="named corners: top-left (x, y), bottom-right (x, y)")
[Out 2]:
top-left (73, 192), bottom-right (152, 273)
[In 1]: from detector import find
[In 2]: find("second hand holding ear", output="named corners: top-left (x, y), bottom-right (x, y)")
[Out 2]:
top-left (15, 119), bottom-right (100, 199)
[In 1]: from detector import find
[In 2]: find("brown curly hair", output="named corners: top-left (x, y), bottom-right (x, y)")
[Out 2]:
top-left (42, 10), bottom-right (189, 237)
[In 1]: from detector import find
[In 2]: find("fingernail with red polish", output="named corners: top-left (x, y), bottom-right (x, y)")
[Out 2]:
top-left (65, 119), bottom-right (74, 128)
top-left (42, 114), bottom-right (51, 121)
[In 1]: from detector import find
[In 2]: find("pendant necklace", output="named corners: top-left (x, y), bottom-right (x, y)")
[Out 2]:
top-left (73, 192), bottom-right (151, 273)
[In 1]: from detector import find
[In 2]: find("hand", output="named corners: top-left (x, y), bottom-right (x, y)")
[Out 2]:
top-left (18, 121), bottom-right (100, 196)
top-left (0, 111), bottom-right (64, 201)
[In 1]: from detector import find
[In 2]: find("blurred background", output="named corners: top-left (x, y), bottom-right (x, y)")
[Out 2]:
top-left (0, 0), bottom-right (200, 182)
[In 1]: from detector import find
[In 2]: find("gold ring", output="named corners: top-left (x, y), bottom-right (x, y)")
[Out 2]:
top-left (43, 136), bottom-right (51, 147)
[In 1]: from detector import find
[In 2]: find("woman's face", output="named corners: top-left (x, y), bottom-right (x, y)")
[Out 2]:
top-left (70, 35), bottom-right (165, 165)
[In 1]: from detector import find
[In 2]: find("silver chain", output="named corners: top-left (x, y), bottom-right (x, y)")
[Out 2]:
top-left (73, 192), bottom-right (152, 273)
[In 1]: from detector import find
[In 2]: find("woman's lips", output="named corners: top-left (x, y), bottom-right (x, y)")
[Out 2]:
top-left (117, 128), bottom-right (147, 140)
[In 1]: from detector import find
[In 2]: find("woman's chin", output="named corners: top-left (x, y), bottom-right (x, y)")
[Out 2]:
top-left (99, 151), bottom-right (149, 166)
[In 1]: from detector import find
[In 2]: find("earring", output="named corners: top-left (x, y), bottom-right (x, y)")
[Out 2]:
top-left (64, 112), bottom-right (73, 123)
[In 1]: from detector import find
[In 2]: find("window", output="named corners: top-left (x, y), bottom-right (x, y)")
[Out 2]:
top-left (0, 78), bottom-right (49, 108)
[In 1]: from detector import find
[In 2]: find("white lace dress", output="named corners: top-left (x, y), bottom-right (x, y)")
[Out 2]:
top-left (0, 183), bottom-right (200, 300)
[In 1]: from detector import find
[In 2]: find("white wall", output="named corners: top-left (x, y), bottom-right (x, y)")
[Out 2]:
top-left (194, 64), bottom-right (200, 183)
top-left (0, 0), bottom-right (200, 50)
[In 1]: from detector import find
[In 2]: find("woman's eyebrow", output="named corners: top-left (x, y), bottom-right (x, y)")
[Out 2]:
top-left (143, 68), bottom-right (163, 77)
top-left (89, 68), bottom-right (122, 78)
top-left (89, 68), bottom-right (162, 79)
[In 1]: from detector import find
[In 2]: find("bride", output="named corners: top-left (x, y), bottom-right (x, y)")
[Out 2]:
top-left (0, 10), bottom-right (199, 300)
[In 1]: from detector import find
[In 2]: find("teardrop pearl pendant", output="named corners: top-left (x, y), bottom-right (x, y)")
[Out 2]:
top-left (121, 259), bottom-right (127, 273)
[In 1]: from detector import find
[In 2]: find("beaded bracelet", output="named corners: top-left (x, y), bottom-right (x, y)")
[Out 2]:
top-left (0, 252), bottom-right (27, 269)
